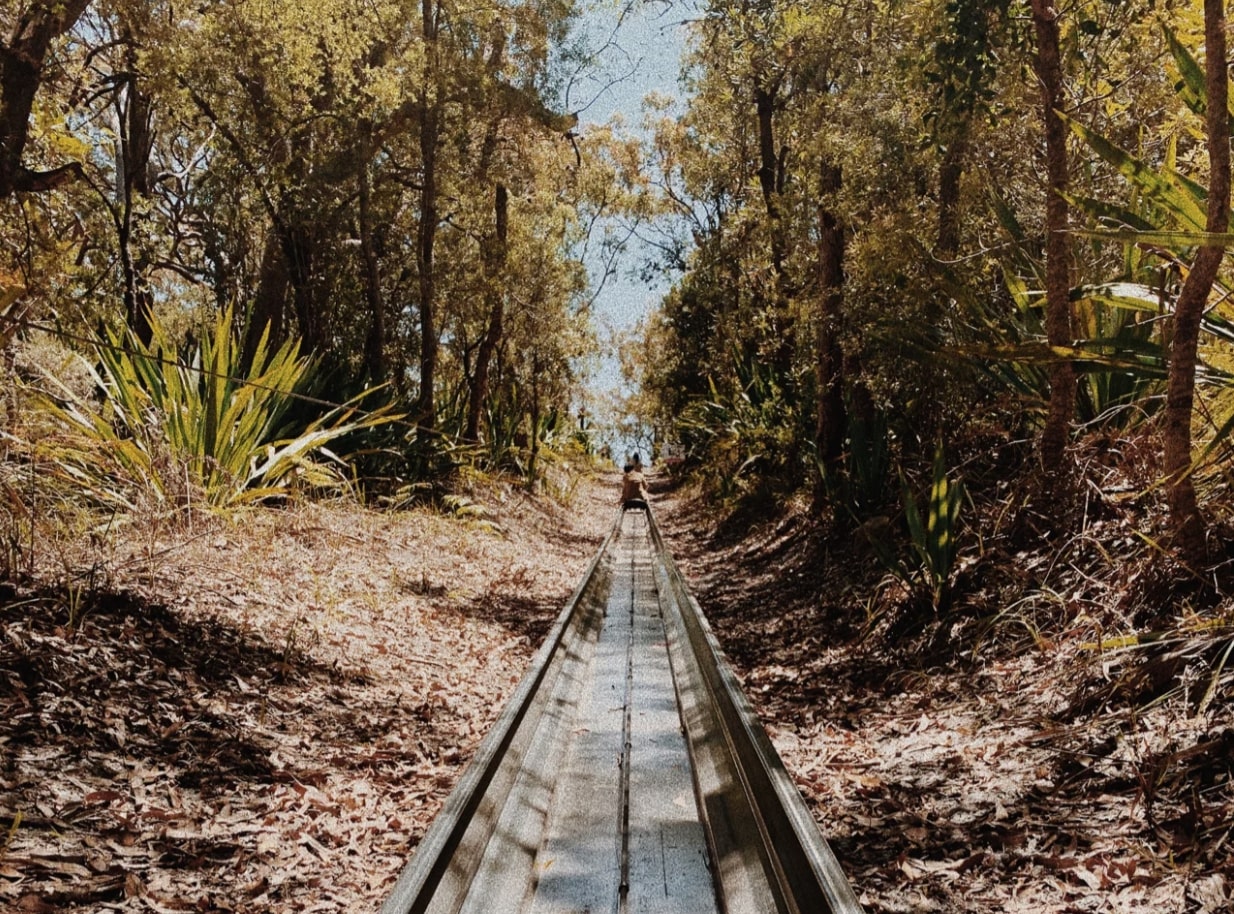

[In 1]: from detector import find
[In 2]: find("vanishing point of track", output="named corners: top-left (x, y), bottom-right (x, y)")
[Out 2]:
top-left (381, 507), bottom-right (864, 914)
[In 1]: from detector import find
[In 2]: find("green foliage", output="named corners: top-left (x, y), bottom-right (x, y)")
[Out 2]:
top-left (818, 406), bottom-right (891, 523)
top-left (677, 345), bottom-right (805, 502)
top-left (942, 177), bottom-right (1173, 434)
top-left (1063, 113), bottom-right (1208, 233)
top-left (375, 380), bottom-right (593, 507)
top-left (1165, 27), bottom-right (1234, 135)
top-left (902, 444), bottom-right (965, 610)
top-left (923, 0), bottom-right (1014, 130)
top-left (37, 307), bottom-right (397, 509)
top-left (1, 0), bottom-right (598, 498)
top-left (1072, 286), bottom-right (1165, 427)
top-left (483, 394), bottom-right (527, 472)
top-left (1061, 75), bottom-right (1234, 456)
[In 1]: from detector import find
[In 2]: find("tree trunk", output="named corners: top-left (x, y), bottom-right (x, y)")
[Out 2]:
top-left (1029, 0), bottom-right (1075, 479)
top-left (528, 353), bottom-right (542, 485)
top-left (937, 133), bottom-right (967, 257)
top-left (462, 29), bottom-right (509, 444)
top-left (244, 229), bottom-right (290, 370)
top-left (416, 0), bottom-right (442, 429)
top-left (754, 83), bottom-right (793, 380)
top-left (465, 183), bottom-right (508, 443)
top-left (754, 86), bottom-right (783, 272)
top-left (815, 162), bottom-right (846, 478)
top-left (359, 149), bottom-right (386, 386)
top-left (0, 0), bottom-right (91, 197)
top-left (118, 34), bottom-right (155, 345)
top-left (1164, 0), bottom-right (1229, 562)
top-left (284, 222), bottom-right (321, 352)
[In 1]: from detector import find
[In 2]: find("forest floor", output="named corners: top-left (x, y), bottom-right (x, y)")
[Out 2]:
top-left (657, 469), bottom-right (1234, 914)
top-left (0, 474), bottom-right (614, 913)
top-left (2, 467), bottom-right (1231, 912)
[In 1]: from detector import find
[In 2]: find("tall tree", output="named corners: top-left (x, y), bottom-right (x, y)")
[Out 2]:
top-left (927, 0), bottom-right (1011, 256)
top-left (111, 12), bottom-right (156, 344)
top-left (416, 0), bottom-right (444, 429)
top-left (465, 182), bottom-right (509, 442)
top-left (1028, 0), bottom-right (1076, 481)
top-left (358, 127), bottom-right (387, 387)
top-left (814, 161), bottom-right (845, 474)
top-left (754, 69), bottom-right (793, 378)
top-left (1164, 0), bottom-right (1229, 561)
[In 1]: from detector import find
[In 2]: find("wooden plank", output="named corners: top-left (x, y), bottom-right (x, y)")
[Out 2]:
top-left (521, 540), bottom-right (633, 913)
top-left (625, 537), bottom-right (719, 914)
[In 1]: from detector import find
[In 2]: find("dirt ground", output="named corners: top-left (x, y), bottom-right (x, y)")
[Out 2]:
top-left (0, 474), bottom-right (615, 912)
top-left (2, 469), bottom-right (1230, 912)
top-left (657, 480), bottom-right (1233, 914)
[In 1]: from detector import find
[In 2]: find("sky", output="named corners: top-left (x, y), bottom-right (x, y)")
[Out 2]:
top-left (573, 1), bottom-right (689, 328)
top-left (567, 1), bottom-right (693, 449)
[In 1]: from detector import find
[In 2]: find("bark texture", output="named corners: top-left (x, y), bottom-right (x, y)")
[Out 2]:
top-left (1164, 0), bottom-right (1230, 561)
top-left (1029, 0), bottom-right (1076, 481)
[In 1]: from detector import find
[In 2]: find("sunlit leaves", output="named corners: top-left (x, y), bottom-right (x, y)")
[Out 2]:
top-left (902, 443), bottom-right (964, 610)
top-left (36, 308), bottom-right (397, 508)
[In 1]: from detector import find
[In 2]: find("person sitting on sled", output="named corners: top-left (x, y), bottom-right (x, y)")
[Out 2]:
top-left (620, 458), bottom-right (648, 511)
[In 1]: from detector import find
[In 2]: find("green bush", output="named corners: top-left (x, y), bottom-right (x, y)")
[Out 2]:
top-left (903, 443), bottom-right (965, 610)
top-left (36, 307), bottom-right (397, 509)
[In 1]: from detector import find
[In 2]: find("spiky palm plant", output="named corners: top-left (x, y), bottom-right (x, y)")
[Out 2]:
top-left (37, 307), bottom-right (396, 509)
top-left (903, 444), bottom-right (965, 610)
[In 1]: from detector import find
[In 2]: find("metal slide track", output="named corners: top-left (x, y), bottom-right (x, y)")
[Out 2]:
top-left (380, 508), bottom-right (864, 914)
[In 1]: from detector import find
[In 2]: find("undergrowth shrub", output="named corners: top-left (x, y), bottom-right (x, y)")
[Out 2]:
top-left (32, 307), bottom-right (397, 510)
top-left (678, 356), bottom-right (806, 505)
top-left (900, 444), bottom-right (966, 611)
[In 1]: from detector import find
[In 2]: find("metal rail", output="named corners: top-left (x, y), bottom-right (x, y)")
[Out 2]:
top-left (380, 508), bottom-right (864, 914)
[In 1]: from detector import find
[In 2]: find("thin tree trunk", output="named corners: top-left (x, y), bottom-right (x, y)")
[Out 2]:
top-left (359, 148), bottom-right (386, 386)
top-left (1164, 0), bottom-right (1229, 562)
top-left (462, 29), bottom-right (509, 444)
top-left (815, 162), bottom-right (846, 479)
top-left (754, 86), bottom-right (783, 274)
top-left (416, 0), bottom-right (441, 429)
top-left (1029, 0), bottom-right (1075, 478)
top-left (118, 33), bottom-right (154, 345)
top-left (465, 183), bottom-right (508, 442)
top-left (284, 223), bottom-right (321, 352)
top-left (754, 83), bottom-right (793, 380)
top-left (528, 353), bottom-right (542, 484)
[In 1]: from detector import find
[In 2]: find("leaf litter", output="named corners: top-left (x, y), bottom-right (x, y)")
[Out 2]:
top-left (657, 479), bottom-right (1234, 914)
top-left (6, 467), bottom-right (1232, 913)
top-left (1, 479), bottom-right (614, 912)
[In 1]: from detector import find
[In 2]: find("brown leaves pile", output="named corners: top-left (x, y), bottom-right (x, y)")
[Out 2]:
top-left (659, 487), bottom-right (1234, 914)
top-left (1, 481), bottom-right (614, 912)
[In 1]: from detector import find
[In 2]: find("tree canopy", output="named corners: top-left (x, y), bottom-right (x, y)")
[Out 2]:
top-left (2, 0), bottom-right (608, 495)
top-left (5, 0), bottom-right (1234, 559)
top-left (624, 0), bottom-right (1234, 570)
